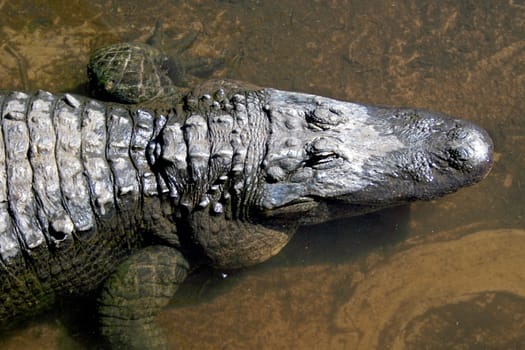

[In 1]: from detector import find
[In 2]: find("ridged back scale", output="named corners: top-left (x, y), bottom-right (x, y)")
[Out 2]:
top-left (0, 89), bottom-right (168, 322)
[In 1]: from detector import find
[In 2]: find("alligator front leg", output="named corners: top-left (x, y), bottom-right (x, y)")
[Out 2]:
top-left (98, 246), bottom-right (189, 350)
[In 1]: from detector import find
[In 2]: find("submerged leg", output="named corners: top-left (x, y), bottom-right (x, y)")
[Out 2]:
top-left (98, 246), bottom-right (189, 350)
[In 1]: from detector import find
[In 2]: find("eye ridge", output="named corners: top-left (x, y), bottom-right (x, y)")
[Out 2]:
top-left (305, 108), bottom-right (343, 130)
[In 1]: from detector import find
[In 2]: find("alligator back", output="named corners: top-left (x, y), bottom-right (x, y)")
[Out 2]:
top-left (0, 90), bottom-right (162, 324)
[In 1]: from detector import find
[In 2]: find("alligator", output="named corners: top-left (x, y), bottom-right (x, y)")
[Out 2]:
top-left (0, 42), bottom-right (493, 349)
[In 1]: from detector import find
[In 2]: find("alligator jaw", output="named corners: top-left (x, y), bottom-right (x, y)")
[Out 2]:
top-left (258, 89), bottom-right (493, 223)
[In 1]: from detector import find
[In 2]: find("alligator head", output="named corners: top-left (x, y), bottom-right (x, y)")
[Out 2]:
top-left (156, 81), bottom-right (493, 268)
top-left (258, 89), bottom-right (493, 225)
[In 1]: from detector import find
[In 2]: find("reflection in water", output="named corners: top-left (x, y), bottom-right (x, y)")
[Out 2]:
top-left (158, 229), bottom-right (525, 349)
top-left (0, 0), bottom-right (523, 349)
top-left (334, 229), bottom-right (525, 349)
top-left (402, 292), bottom-right (525, 349)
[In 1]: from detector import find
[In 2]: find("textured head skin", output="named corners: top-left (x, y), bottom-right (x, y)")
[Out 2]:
top-left (154, 81), bottom-right (493, 268)
top-left (256, 89), bottom-right (493, 225)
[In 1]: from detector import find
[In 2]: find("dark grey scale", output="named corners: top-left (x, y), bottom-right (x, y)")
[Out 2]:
top-left (0, 92), bottom-right (20, 261)
top-left (205, 96), bottom-right (235, 214)
top-left (2, 91), bottom-right (46, 251)
top-left (220, 188), bottom-right (233, 220)
top-left (54, 93), bottom-right (95, 235)
top-left (207, 106), bottom-right (234, 173)
top-left (80, 99), bottom-right (114, 218)
top-left (130, 109), bottom-right (158, 197)
top-left (227, 91), bottom-right (270, 219)
top-left (230, 93), bottom-right (248, 174)
top-left (184, 113), bottom-right (210, 184)
top-left (147, 113), bottom-right (166, 166)
top-left (106, 106), bottom-right (141, 211)
top-left (210, 173), bottom-right (232, 217)
top-left (148, 114), bottom-right (172, 198)
top-left (27, 90), bottom-right (75, 246)
top-left (238, 91), bottom-right (269, 218)
top-left (227, 93), bottom-right (249, 218)
top-left (178, 110), bottom-right (212, 210)
top-left (243, 91), bottom-right (268, 179)
top-left (157, 119), bottom-right (187, 201)
top-left (183, 110), bottom-right (211, 209)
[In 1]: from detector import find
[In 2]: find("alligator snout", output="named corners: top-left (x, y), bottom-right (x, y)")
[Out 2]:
top-left (259, 88), bottom-right (494, 220)
top-left (441, 120), bottom-right (493, 181)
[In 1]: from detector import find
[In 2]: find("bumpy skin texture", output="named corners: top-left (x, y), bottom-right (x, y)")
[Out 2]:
top-left (99, 246), bottom-right (189, 349)
top-left (0, 44), bottom-right (493, 349)
top-left (0, 90), bottom-right (175, 327)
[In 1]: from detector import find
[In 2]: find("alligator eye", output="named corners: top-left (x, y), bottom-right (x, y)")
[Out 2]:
top-left (304, 137), bottom-right (342, 169)
top-left (304, 152), bottom-right (340, 169)
top-left (306, 107), bottom-right (345, 130)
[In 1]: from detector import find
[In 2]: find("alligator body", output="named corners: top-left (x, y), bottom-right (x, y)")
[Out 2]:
top-left (0, 53), bottom-right (493, 348)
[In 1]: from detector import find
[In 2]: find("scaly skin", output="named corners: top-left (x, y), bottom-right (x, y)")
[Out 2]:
top-left (0, 44), bottom-right (493, 349)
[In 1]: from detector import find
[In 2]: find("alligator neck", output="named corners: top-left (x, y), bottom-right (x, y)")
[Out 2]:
top-left (152, 87), bottom-right (270, 221)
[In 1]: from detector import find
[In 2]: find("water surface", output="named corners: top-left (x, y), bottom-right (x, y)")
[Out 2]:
top-left (0, 0), bottom-right (523, 349)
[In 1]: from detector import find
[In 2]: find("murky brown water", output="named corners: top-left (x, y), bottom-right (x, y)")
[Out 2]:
top-left (0, 0), bottom-right (524, 349)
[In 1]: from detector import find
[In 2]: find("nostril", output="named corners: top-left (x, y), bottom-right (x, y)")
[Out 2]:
top-left (445, 122), bottom-right (493, 177)
top-left (447, 147), bottom-right (472, 171)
